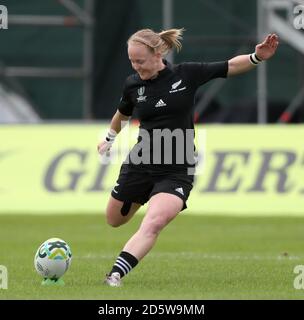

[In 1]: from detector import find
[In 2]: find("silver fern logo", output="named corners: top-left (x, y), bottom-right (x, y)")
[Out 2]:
top-left (137, 86), bottom-right (147, 102)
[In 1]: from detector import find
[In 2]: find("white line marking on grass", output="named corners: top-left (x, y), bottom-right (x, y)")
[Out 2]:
top-left (76, 253), bottom-right (117, 260)
top-left (77, 252), bottom-right (302, 261)
top-left (149, 252), bottom-right (302, 261)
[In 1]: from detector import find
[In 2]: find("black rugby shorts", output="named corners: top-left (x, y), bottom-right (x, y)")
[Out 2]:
top-left (111, 164), bottom-right (194, 210)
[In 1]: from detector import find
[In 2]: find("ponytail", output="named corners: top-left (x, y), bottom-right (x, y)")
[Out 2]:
top-left (128, 28), bottom-right (185, 56)
top-left (159, 28), bottom-right (185, 53)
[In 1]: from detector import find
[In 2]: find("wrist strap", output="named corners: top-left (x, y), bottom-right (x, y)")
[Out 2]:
top-left (249, 52), bottom-right (263, 65)
top-left (105, 129), bottom-right (117, 143)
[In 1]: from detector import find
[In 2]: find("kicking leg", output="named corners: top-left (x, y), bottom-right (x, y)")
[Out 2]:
top-left (104, 193), bottom-right (183, 286)
top-left (123, 192), bottom-right (183, 260)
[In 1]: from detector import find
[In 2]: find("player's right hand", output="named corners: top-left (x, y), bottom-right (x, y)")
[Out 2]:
top-left (97, 140), bottom-right (112, 156)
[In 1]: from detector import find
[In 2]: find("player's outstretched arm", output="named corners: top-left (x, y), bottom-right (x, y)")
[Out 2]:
top-left (97, 110), bottom-right (130, 156)
top-left (227, 33), bottom-right (279, 77)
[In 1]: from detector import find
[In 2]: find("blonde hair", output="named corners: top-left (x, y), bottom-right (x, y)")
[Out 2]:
top-left (128, 28), bottom-right (184, 56)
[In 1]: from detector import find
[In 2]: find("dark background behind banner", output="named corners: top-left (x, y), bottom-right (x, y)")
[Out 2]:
top-left (0, 0), bottom-right (303, 121)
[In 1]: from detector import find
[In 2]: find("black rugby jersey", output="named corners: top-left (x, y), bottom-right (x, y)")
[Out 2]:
top-left (118, 60), bottom-right (228, 171)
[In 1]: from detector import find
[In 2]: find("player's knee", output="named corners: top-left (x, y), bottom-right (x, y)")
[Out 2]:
top-left (142, 216), bottom-right (167, 236)
top-left (105, 209), bottom-right (123, 228)
top-left (106, 215), bottom-right (122, 228)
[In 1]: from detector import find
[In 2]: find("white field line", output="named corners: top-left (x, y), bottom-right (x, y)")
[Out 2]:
top-left (76, 252), bottom-right (302, 261)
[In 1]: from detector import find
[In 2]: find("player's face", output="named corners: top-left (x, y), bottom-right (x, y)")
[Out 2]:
top-left (128, 42), bottom-right (161, 80)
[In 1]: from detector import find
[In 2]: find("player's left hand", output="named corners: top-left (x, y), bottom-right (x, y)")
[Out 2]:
top-left (255, 33), bottom-right (279, 61)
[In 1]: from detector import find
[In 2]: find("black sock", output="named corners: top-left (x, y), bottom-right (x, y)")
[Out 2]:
top-left (110, 251), bottom-right (138, 278)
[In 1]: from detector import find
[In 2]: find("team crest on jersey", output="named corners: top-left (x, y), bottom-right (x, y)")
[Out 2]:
top-left (137, 86), bottom-right (147, 102)
top-left (169, 79), bottom-right (187, 93)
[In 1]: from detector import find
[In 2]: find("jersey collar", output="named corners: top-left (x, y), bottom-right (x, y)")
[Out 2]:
top-left (159, 59), bottom-right (173, 74)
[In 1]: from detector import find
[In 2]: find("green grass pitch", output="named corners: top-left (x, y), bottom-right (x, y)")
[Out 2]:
top-left (0, 213), bottom-right (304, 299)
